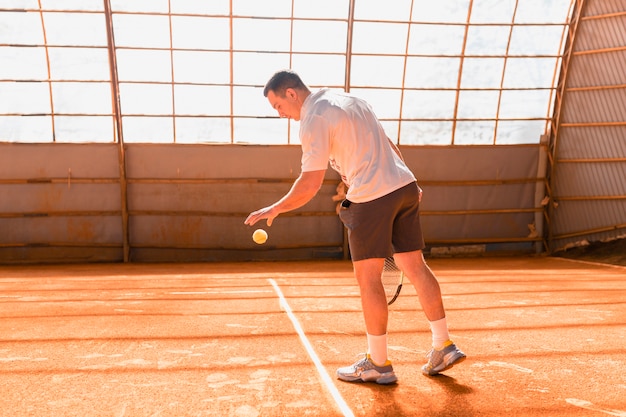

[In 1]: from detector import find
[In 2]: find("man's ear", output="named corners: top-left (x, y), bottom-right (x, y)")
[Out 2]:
top-left (285, 88), bottom-right (298, 101)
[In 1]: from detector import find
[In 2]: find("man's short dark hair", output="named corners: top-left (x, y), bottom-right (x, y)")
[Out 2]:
top-left (263, 69), bottom-right (306, 98)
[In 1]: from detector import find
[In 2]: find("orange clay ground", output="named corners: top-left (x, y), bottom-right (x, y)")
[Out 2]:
top-left (0, 256), bottom-right (624, 417)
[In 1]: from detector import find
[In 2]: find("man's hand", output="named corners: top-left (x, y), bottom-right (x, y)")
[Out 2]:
top-left (245, 205), bottom-right (278, 227)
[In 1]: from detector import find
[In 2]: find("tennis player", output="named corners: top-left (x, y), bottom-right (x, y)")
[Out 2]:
top-left (245, 69), bottom-right (466, 384)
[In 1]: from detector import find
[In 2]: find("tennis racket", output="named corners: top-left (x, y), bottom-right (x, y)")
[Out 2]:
top-left (382, 256), bottom-right (403, 305)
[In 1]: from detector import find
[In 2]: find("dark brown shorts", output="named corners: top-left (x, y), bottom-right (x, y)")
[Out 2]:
top-left (338, 182), bottom-right (425, 261)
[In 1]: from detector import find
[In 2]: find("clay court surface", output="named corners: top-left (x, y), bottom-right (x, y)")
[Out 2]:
top-left (0, 256), bottom-right (624, 417)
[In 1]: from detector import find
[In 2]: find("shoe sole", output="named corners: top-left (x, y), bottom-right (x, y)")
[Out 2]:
top-left (423, 352), bottom-right (467, 376)
top-left (337, 370), bottom-right (398, 385)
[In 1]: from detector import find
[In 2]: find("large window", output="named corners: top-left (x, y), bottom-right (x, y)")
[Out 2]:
top-left (0, 0), bottom-right (574, 145)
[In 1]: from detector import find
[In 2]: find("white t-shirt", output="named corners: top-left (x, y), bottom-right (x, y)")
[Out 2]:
top-left (299, 88), bottom-right (416, 203)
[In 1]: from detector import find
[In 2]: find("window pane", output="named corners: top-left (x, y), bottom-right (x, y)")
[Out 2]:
top-left (234, 118), bottom-right (287, 144)
top-left (52, 82), bottom-right (112, 114)
top-left (503, 58), bottom-right (557, 88)
top-left (0, 82), bottom-right (50, 114)
top-left (54, 116), bottom-right (113, 142)
top-left (175, 117), bottom-right (230, 144)
top-left (499, 89), bottom-right (552, 119)
top-left (172, 16), bottom-right (230, 50)
top-left (49, 48), bottom-right (110, 81)
top-left (233, 0), bottom-right (292, 18)
top-left (174, 51), bottom-right (230, 84)
top-left (461, 58), bottom-right (505, 89)
top-left (408, 25), bottom-right (466, 55)
top-left (400, 121), bottom-right (453, 145)
top-left (352, 22), bottom-right (408, 55)
top-left (350, 56), bottom-right (404, 88)
top-left (0, 11), bottom-right (44, 44)
top-left (0, 47), bottom-right (48, 80)
top-left (293, 20), bottom-right (347, 54)
top-left (456, 90), bottom-right (500, 119)
top-left (120, 84), bottom-right (172, 115)
top-left (405, 58), bottom-right (460, 89)
top-left (411, 0), bottom-right (470, 23)
top-left (465, 26), bottom-right (510, 56)
top-left (509, 25), bottom-right (566, 56)
top-left (170, 0), bottom-right (229, 15)
top-left (123, 116), bottom-right (173, 142)
top-left (44, 12), bottom-right (107, 46)
top-left (496, 120), bottom-right (547, 144)
top-left (175, 85), bottom-right (230, 116)
top-left (354, 0), bottom-right (412, 21)
top-left (470, 0), bottom-right (516, 24)
top-left (113, 14), bottom-right (171, 48)
top-left (0, 116), bottom-right (52, 143)
top-left (454, 121), bottom-right (496, 145)
top-left (233, 18), bottom-right (291, 51)
top-left (294, 0), bottom-right (349, 19)
top-left (233, 86), bottom-right (267, 117)
top-left (117, 50), bottom-right (171, 82)
top-left (402, 90), bottom-right (457, 119)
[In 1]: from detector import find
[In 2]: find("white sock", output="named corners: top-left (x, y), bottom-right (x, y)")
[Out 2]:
top-left (429, 317), bottom-right (450, 349)
top-left (367, 333), bottom-right (388, 365)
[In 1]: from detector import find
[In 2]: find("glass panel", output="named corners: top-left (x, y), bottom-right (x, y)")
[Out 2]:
top-left (465, 26), bottom-right (510, 56)
top-left (496, 120), bottom-right (547, 144)
top-left (352, 22), bottom-right (408, 55)
top-left (233, 86), bottom-right (267, 117)
top-left (54, 116), bottom-right (113, 142)
top-left (234, 118), bottom-right (289, 144)
top-left (110, 0), bottom-right (168, 13)
top-left (401, 90), bottom-right (457, 119)
top-left (499, 89), bottom-right (552, 119)
top-left (0, 116), bottom-right (52, 143)
top-left (404, 58), bottom-right (460, 89)
top-left (470, 0), bottom-right (516, 24)
top-left (113, 14), bottom-right (171, 48)
top-left (509, 25), bottom-right (566, 56)
top-left (116, 50), bottom-right (171, 82)
top-left (515, 0), bottom-right (573, 24)
top-left (119, 83), bottom-right (173, 115)
top-left (460, 58), bottom-right (505, 89)
top-left (170, 0), bottom-right (229, 15)
top-left (0, 11), bottom-right (44, 44)
top-left (454, 121), bottom-right (496, 145)
top-left (44, 12), bottom-right (107, 46)
top-left (175, 117), bottom-right (230, 144)
top-left (0, 47), bottom-right (48, 80)
top-left (49, 47), bottom-right (110, 81)
top-left (293, 20), bottom-right (347, 54)
top-left (456, 90), bottom-right (500, 119)
top-left (0, 82), bottom-right (50, 114)
top-left (174, 51), bottom-right (230, 84)
top-left (52, 82), bottom-right (112, 114)
top-left (233, 52), bottom-right (290, 86)
top-left (233, 18), bottom-right (292, 52)
top-left (175, 85), bottom-right (230, 116)
top-left (233, 0), bottom-right (293, 18)
top-left (171, 16), bottom-right (230, 50)
top-left (503, 57), bottom-right (557, 88)
top-left (400, 121), bottom-right (453, 145)
top-left (411, 0), bottom-right (470, 23)
top-left (353, 0), bottom-right (412, 21)
top-left (41, 0), bottom-right (103, 11)
top-left (122, 116), bottom-right (173, 142)
top-left (294, 0), bottom-right (349, 19)
top-left (350, 56), bottom-right (405, 88)
top-left (407, 24), bottom-right (466, 55)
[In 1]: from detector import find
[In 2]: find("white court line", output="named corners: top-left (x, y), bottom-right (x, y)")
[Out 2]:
top-left (268, 279), bottom-right (354, 417)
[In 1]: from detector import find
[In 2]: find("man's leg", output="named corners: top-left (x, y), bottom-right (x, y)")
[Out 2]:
top-left (393, 249), bottom-right (466, 375)
top-left (336, 257), bottom-right (398, 384)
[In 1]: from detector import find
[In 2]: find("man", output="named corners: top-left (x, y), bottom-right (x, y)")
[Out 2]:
top-left (244, 69), bottom-right (465, 384)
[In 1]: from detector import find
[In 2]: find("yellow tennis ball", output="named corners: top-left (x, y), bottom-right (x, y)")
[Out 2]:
top-left (252, 229), bottom-right (268, 244)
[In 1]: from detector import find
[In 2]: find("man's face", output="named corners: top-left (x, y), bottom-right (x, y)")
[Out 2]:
top-left (267, 88), bottom-right (302, 121)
